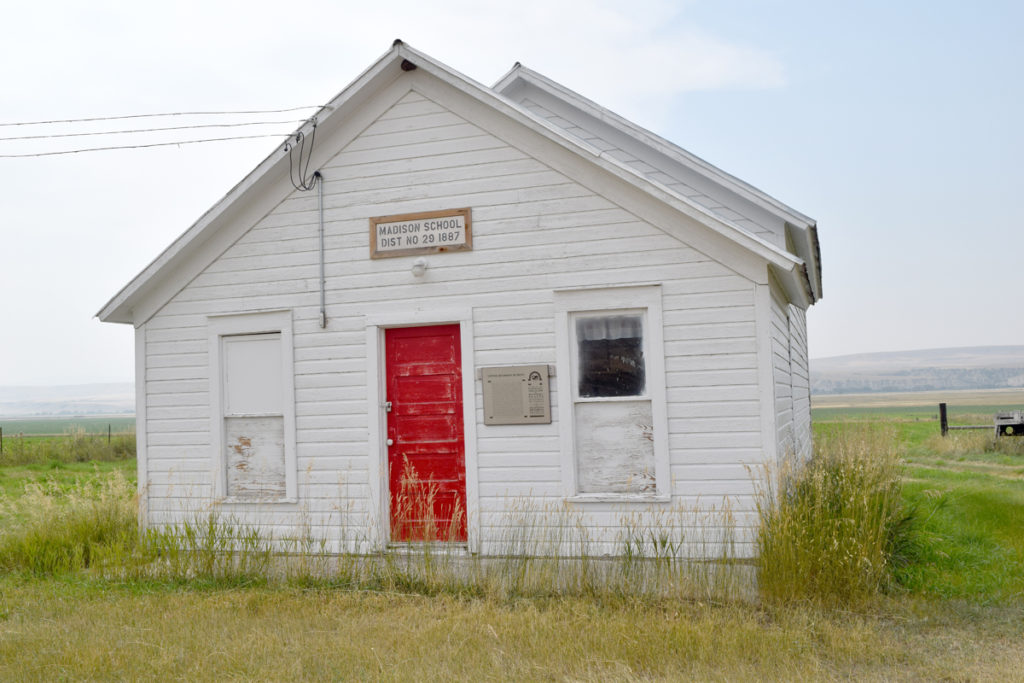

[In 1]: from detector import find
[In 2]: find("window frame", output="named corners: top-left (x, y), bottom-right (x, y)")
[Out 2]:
top-left (554, 286), bottom-right (670, 502)
top-left (208, 310), bottom-right (297, 503)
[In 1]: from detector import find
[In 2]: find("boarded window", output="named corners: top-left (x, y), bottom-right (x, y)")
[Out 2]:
top-left (222, 333), bottom-right (286, 499)
top-left (572, 311), bottom-right (655, 494)
top-left (574, 400), bottom-right (655, 493)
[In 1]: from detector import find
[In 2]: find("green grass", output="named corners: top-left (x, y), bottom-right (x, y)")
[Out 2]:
top-left (899, 475), bottom-right (1024, 601)
top-left (0, 460), bottom-right (136, 498)
top-left (898, 459), bottom-right (1024, 603)
top-left (0, 428), bottom-right (135, 466)
top-left (813, 401), bottom-right (1024, 606)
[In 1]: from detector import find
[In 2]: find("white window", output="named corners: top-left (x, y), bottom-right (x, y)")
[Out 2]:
top-left (208, 311), bottom-right (296, 501)
top-left (555, 286), bottom-right (669, 500)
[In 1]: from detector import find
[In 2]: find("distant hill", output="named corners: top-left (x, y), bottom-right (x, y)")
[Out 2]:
top-left (0, 383), bottom-right (134, 417)
top-left (811, 346), bottom-right (1024, 395)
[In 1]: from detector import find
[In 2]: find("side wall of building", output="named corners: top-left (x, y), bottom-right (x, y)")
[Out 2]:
top-left (769, 284), bottom-right (794, 460)
top-left (788, 303), bottom-right (812, 459)
top-left (769, 282), bottom-right (813, 464)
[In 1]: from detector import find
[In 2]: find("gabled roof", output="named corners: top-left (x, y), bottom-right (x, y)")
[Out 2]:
top-left (98, 41), bottom-right (819, 325)
top-left (493, 63), bottom-right (822, 301)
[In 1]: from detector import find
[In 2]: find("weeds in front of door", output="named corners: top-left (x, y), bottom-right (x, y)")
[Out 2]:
top-left (390, 458), bottom-right (466, 544)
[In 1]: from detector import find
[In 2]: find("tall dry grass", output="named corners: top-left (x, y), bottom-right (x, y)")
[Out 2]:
top-left (924, 430), bottom-right (1024, 458)
top-left (2, 426), bottom-right (918, 609)
top-left (0, 468), bottom-right (748, 601)
top-left (0, 470), bottom-right (138, 574)
top-left (756, 425), bottom-right (914, 607)
top-left (4, 581), bottom-right (1022, 681)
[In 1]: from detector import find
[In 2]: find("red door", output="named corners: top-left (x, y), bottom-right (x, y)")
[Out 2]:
top-left (385, 324), bottom-right (466, 542)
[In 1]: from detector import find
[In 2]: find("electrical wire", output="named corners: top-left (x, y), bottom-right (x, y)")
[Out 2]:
top-left (0, 106), bottom-right (323, 128)
top-left (0, 119), bottom-right (306, 142)
top-left (285, 120), bottom-right (319, 191)
top-left (0, 134), bottom-right (292, 158)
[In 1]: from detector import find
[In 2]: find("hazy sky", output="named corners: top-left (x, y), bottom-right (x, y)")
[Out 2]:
top-left (1, 0), bottom-right (1021, 385)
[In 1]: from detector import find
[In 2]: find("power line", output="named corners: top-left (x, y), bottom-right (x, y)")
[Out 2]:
top-left (0, 106), bottom-right (323, 128)
top-left (0, 119), bottom-right (306, 142)
top-left (0, 134), bottom-right (292, 158)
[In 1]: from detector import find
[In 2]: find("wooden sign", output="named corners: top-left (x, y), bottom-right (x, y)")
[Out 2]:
top-left (369, 208), bottom-right (472, 259)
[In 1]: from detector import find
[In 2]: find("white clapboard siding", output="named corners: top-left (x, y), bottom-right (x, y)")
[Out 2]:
top-left (769, 286), bottom-right (796, 459)
top-left (788, 304), bottom-right (812, 458)
top-left (139, 87), bottom-right (770, 550)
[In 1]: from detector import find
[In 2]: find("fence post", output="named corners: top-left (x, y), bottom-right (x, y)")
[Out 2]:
top-left (108, 424), bottom-right (111, 444)
top-left (939, 402), bottom-right (948, 437)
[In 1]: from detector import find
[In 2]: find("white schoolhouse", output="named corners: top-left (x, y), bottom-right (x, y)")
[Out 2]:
top-left (99, 41), bottom-right (821, 555)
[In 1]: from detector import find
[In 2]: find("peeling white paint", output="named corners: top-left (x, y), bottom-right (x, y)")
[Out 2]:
top-left (225, 416), bottom-right (286, 499)
top-left (574, 401), bottom-right (656, 494)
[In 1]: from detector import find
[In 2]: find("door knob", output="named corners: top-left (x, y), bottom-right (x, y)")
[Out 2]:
top-left (386, 438), bottom-right (394, 446)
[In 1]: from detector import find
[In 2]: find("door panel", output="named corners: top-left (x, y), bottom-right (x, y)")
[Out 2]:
top-left (385, 324), bottom-right (466, 542)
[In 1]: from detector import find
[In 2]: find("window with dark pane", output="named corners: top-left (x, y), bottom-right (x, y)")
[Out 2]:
top-left (576, 315), bottom-right (645, 397)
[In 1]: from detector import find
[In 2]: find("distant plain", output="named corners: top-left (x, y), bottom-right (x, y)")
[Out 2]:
top-left (0, 416), bottom-right (135, 436)
top-left (812, 388), bottom-right (1024, 423)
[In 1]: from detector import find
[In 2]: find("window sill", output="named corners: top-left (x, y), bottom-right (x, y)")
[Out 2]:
top-left (566, 494), bottom-right (670, 504)
top-left (573, 395), bottom-right (650, 403)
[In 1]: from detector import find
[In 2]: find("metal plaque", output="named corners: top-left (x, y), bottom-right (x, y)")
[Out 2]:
top-left (481, 365), bottom-right (551, 425)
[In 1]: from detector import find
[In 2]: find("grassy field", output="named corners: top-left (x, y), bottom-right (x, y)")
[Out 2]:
top-left (0, 416), bottom-right (136, 466)
top-left (812, 387), bottom-right (1024, 422)
top-left (816, 390), bottom-right (1024, 605)
top-left (0, 460), bottom-right (135, 498)
top-left (1, 580), bottom-right (1020, 681)
top-left (0, 415), bottom-right (135, 436)
top-left (0, 394), bottom-right (1021, 680)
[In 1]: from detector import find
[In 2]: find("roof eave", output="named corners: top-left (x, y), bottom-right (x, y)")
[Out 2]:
top-left (808, 222), bottom-right (823, 300)
top-left (772, 261), bottom-right (814, 310)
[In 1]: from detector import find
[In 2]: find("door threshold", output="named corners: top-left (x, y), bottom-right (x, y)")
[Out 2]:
top-left (387, 542), bottom-right (470, 555)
